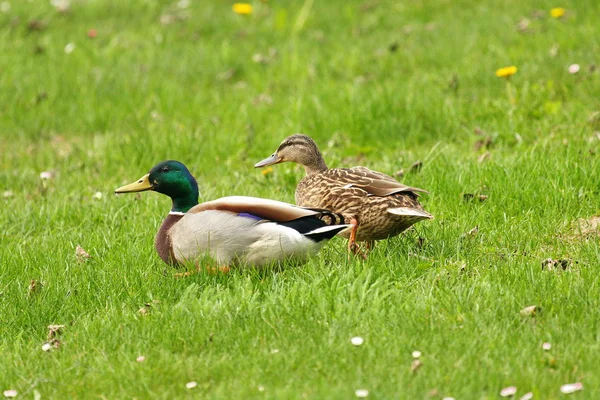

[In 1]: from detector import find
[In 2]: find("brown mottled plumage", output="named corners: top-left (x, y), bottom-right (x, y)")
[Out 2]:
top-left (255, 134), bottom-right (432, 248)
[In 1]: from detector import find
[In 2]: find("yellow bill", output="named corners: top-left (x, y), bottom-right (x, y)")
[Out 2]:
top-left (115, 174), bottom-right (153, 193)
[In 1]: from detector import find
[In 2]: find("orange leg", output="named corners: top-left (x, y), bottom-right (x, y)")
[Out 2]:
top-left (348, 217), bottom-right (359, 256)
top-left (205, 265), bottom-right (231, 274)
top-left (174, 271), bottom-right (193, 278)
top-left (348, 217), bottom-right (369, 259)
top-left (346, 219), bottom-right (373, 260)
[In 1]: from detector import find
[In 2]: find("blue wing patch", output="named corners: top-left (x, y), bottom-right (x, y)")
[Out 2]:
top-left (237, 212), bottom-right (263, 221)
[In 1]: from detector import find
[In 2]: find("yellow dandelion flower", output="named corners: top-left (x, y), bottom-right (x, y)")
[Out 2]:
top-left (550, 7), bottom-right (565, 18)
top-left (495, 66), bottom-right (518, 78)
top-left (261, 167), bottom-right (273, 176)
top-left (232, 3), bottom-right (252, 15)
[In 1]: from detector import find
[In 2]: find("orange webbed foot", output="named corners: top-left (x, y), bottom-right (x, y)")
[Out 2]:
top-left (205, 265), bottom-right (231, 274)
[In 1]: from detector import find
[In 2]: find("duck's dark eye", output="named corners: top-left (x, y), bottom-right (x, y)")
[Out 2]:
top-left (161, 166), bottom-right (169, 172)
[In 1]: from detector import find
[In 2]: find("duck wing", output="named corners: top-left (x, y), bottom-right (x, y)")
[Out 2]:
top-left (324, 167), bottom-right (428, 197)
top-left (188, 196), bottom-right (323, 222)
top-left (189, 195), bottom-right (346, 226)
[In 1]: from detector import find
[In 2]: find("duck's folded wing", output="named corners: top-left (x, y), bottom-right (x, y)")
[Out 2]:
top-left (326, 167), bottom-right (428, 197)
top-left (188, 196), bottom-right (325, 222)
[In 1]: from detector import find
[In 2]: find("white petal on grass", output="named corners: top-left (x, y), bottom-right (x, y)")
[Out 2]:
top-left (520, 392), bottom-right (533, 400)
top-left (3, 190), bottom-right (14, 198)
top-left (270, 349), bottom-right (279, 354)
top-left (3, 390), bottom-right (18, 398)
top-left (136, 356), bottom-right (145, 362)
top-left (64, 43), bottom-right (75, 54)
top-left (40, 171), bottom-right (53, 180)
top-left (500, 386), bottom-right (517, 397)
top-left (41, 342), bottom-right (52, 352)
top-left (412, 350), bottom-right (422, 359)
top-left (257, 385), bottom-right (265, 392)
top-left (185, 381), bottom-right (197, 389)
top-left (0, 2), bottom-right (10, 13)
top-left (350, 336), bottom-right (364, 346)
top-left (355, 389), bottom-right (369, 398)
top-left (442, 397), bottom-right (455, 400)
top-left (92, 191), bottom-right (103, 200)
top-left (50, 0), bottom-right (70, 12)
top-left (560, 382), bottom-right (583, 394)
top-left (542, 342), bottom-right (552, 350)
top-left (568, 64), bottom-right (580, 74)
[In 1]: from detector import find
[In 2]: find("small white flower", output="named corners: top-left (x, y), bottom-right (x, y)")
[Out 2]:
top-left (411, 350), bottom-right (422, 359)
top-left (185, 381), bottom-right (197, 389)
top-left (350, 336), bottom-right (364, 346)
top-left (500, 386), bottom-right (517, 397)
top-left (64, 43), bottom-right (75, 54)
top-left (270, 349), bottom-right (279, 354)
top-left (0, 2), bottom-right (10, 13)
top-left (50, 0), bottom-right (70, 12)
top-left (92, 191), bottom-right (103, 200)
top-left (3, 390), bottom-right (18, 398)
top-left (257, 385), bottom-right (265, 392)
top-left (542, 342), bottom-right (551, 350)
top-left (177, 0), bottom-right (189, 9)
top-left (520, 392), bottom-right (533, 400)
top-left (40, 171), bottom-right (53, 180)
top-left (442, 397), bottom-right (455, 400)
top-left (560, 382), bottom-right (583, 394)
top-left (41, 342), bottom-right (52, 352)
top-left (355, 389), bottom-right (369, 398)
top-left (136, 355), bottom-right (145, 362)
top-left (568, 64), bottom-right (580, 74)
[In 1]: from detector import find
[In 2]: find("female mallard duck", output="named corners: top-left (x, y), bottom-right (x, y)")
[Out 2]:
top-left (115, 160), bottom-right (348, 267)
top-left (255, 134), bottom-right (432, 254)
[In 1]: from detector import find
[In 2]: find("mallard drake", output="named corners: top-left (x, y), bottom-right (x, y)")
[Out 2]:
top-left (115, 160), bottom-right (348, 267)
top-left (255, 134), bottom-right (432, 254)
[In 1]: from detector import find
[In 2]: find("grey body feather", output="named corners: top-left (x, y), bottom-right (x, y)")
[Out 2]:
top-left (169, 210), bottom-right (343, 266)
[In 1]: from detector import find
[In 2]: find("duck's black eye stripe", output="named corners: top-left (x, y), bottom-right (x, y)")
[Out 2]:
top-left (278, 140), bottom-right (304, 151)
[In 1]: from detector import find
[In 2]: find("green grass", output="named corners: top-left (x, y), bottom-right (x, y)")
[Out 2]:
top-left (1, 0), bottom-right (600, 398)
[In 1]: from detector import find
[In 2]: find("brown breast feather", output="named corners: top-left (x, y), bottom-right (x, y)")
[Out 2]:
top-left (155, 213), bottom-right (183, 265)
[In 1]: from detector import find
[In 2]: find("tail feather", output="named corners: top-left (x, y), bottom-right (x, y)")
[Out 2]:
top-left (387, 207), bottom-right (433, 220)
top-left (277, 208), bottom-right (348, 242)
top-left (300, 208), bottom-right (346, 225)
top-left (304, 224), bottom-right (350, 242)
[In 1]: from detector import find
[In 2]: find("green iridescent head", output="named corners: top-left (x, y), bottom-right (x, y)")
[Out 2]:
top-left (115, 160), bottom-right (199, 213)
